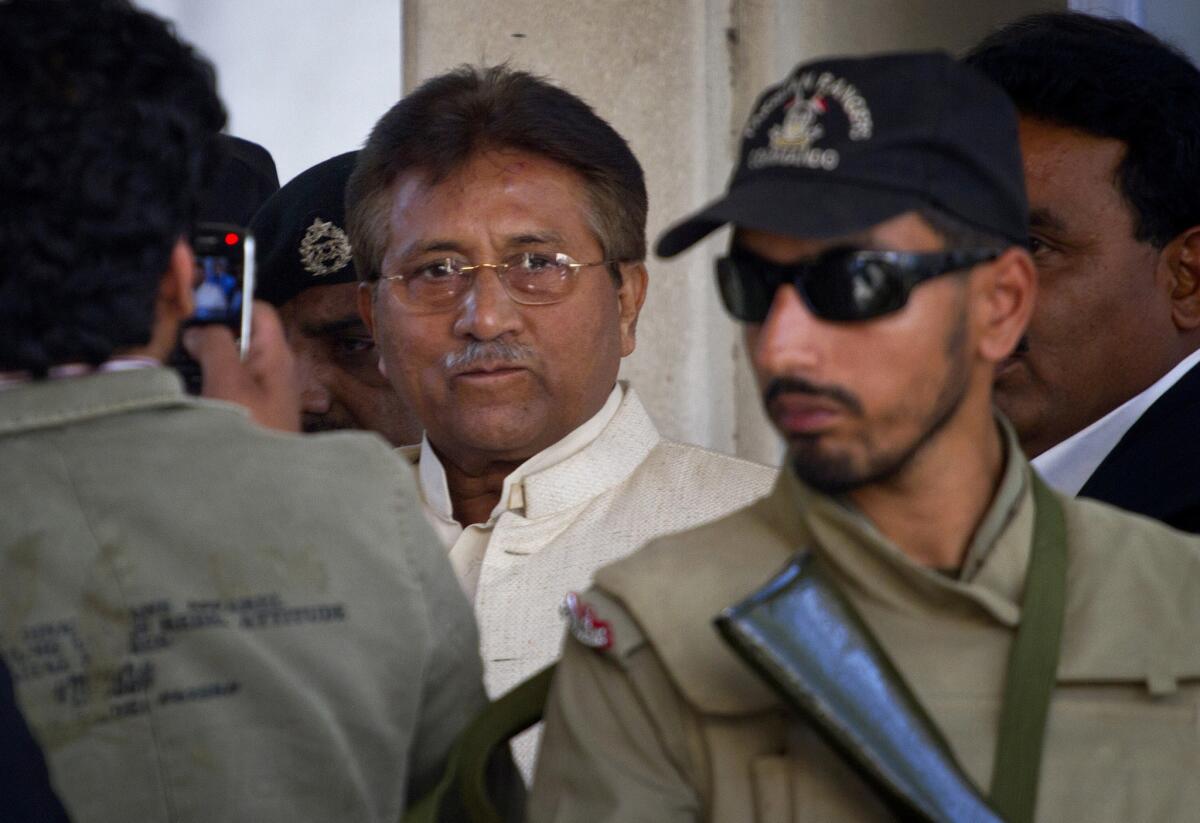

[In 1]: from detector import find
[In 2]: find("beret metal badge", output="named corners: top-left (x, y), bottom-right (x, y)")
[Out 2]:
top-left (299, 217), bottom-right (353, 277)
top-left (560, 592), bottom-right (613, 650)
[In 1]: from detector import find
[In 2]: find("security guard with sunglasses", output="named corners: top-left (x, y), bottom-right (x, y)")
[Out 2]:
top-left (528, 52), bottom-right (1200, 822)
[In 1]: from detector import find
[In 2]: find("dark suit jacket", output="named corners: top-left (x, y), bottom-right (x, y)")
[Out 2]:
top-left (1, 656), bottom-right (71, 822)
top-left (1079, 359), bottom-right (1200, 534)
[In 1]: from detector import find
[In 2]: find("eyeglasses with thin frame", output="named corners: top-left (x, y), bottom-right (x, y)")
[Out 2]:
top-left (379, 252), bottom-right (620, 314)
top-left (715, 245), bottom-right (1002, 323)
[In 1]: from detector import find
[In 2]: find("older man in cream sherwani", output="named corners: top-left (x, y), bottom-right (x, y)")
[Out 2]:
top-left (350, 65), bottom-right (777, 774)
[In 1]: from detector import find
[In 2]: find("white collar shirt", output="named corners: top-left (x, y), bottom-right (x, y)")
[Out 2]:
top-left (399, 381), bottom-right (777, 778)
top-left (1032, 347), bottom-right (1200, 496)
top-left (416, 382), bottom-right (624, 597)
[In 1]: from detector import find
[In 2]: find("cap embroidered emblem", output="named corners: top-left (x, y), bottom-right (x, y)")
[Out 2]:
top-left (299, 217), bottom-right (353, 277)
top-left (746, 70), bottom-right (873, 173)
top-left (560, 592), bottom-right (613, 650)
top-left (771, 94), bottom-right (827, 150)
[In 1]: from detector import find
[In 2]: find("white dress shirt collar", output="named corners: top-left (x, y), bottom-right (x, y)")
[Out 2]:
top-left (418, 381), bottom-right (626, 529)
top-left (1032, 348), bottom-right (1200, 495)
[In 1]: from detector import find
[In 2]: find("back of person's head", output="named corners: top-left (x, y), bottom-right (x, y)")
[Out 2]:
top-left (965, 11), bottom-right (1200, 249)
top-left (0, 0), bottom-right (226, 375)
top-left (346, 64), bottom-right (647, 285)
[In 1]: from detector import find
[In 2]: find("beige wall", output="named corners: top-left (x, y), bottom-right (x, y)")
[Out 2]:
top-left (402, 0), bottom-right (1064, 465)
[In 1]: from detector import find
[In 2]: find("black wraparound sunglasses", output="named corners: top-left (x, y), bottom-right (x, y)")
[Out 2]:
top-left (715, 245), bottom-right (1002, 323)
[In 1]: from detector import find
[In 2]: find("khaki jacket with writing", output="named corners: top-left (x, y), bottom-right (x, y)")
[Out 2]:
top-left (0, 369), bottom-right (485, 823)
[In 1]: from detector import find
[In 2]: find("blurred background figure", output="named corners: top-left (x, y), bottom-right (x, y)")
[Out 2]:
top-left (200, 135), bottom-right (280, 227)
top-left (168, 133), bottom-right (278, 393)
top-left (968, 12), bottom-right (1200, 532)
top-left (252, 152), bottom-right (421, 445)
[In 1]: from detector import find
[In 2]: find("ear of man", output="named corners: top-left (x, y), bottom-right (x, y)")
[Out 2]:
top-left (1165, 225), bottom-right (1200, 333)
top-left (357, 281), bottom-right (377, 338)
top-left (161, 238), bottom-right (197, 322)
top-left (971, 246), bottom-right (1037, 364)
top-left (357, 281), bottom-right (387, 377)
top-left (616, 262), bottom-right (649, 357)
top-left (132, 238), bottom-right (196, 363)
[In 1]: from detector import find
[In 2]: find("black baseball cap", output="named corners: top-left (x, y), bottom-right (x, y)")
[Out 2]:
top-left (657, 51), bottom-right (1028, 257)
top-left (250, 151), bottom-right (359, 307)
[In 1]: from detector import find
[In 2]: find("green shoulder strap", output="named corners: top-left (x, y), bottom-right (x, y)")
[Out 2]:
top-left (403, 665), bottom-right (555, 823)
top-left (718, 470), bottom-right (1068, 823)
top-left (987, 474), bottom-right (1067, 823)
top-left (406, 478), bottom-right (1066, 823)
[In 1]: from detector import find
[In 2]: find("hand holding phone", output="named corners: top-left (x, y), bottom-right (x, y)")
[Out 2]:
top-left (170, 223), bottom-right (256, 392)
top-left (183, 302), bottom-right (301, 433)
top-left (189, 223), bottom-right (256, 356)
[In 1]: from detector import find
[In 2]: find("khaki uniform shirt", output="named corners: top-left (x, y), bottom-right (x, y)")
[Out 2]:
top-left (530, 426), bottom-right (1200, 822)
top-left (403, 384), bottom-right (777, 778)
top-left (0, 368), bottom-right (486, 823)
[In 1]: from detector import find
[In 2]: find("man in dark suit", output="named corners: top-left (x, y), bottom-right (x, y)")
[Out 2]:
top-left (968, 13), bottom-right (1200, 532)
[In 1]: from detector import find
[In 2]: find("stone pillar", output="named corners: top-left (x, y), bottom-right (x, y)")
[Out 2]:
top-left (402, 0), bottom-right (1064, 465)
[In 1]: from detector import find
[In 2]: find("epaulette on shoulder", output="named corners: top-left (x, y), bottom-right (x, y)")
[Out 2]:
top-left (558, 588), bottom-right (647, 663)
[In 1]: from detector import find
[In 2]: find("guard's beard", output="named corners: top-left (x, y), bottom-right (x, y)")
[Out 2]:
top-left (791, 309), bottom-right (972, 495)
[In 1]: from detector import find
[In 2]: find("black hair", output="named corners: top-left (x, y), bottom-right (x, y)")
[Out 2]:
top-left (347, 65), bottom-right (647, 286)
top-left (0, 0), bottom-right (227, 375)
top-left (965, 11), bottom-right (1200, 249)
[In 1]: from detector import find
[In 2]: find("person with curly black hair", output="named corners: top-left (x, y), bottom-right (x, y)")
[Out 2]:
top-left (0, 2), bottom-right (499, 821)
top-left (0, 0), bottom-right (225, 375)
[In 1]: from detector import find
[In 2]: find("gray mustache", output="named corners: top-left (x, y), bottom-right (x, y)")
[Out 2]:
top-left (442, 339), bottom-right (536, 371)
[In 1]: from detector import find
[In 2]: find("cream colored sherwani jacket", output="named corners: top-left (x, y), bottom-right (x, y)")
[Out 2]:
top-left (406, 385), bottom-right (777, 774)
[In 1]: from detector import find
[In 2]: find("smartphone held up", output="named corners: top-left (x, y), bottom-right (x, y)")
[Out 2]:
top-left (169, 222), bottom-right (256, 393)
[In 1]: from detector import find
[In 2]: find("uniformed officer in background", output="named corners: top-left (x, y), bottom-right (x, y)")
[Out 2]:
top-left (251, 152), bottom-right (421, 445)
top-left (529, 51), bottom-right (1200, 822)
